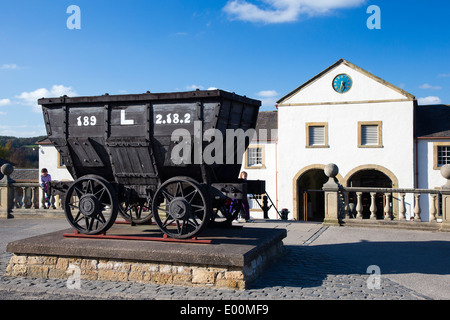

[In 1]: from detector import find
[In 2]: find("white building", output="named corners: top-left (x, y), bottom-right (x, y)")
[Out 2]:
top-left (39, 59), bottom-right (450, 221)
top-left (245, 58), bottom-right (449, 222)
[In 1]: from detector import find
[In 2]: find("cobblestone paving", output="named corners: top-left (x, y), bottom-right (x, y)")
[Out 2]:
top-left (0, 243), bottom-right (430, 300)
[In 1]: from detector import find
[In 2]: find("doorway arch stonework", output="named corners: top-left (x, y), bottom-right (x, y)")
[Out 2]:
top-left (343, 164), bottom-right (400, 218)
top-left (292, 164), bottom-right (344, 221)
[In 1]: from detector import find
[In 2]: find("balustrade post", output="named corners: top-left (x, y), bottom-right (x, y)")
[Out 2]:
top-left (41, 186), bottom-right (48, 209)
top-left (13, 187), bottom-right (20, 208)
top-left (31, 187), bottom-right (38, 209)
top-left (356, 192), bottom-right (363, 219)
top-left (322, 164), bottom-right (341, 226)
top-left (0, 164), bottom-right (14, 219)
top-left (429, 194), bottom-right (437, 223)
top-left (370, 192), bottom-right (377, 220)
top-left (343, 191), bottom-right (350, 218)
top-left (50, 194), bottom-right (56, 209)
top-left (384, 193), bottom-right (392, 220)
top-left (414, 194), bottom-right (422, 222)
top-left (399, 193), bottom-right (406, 220)
top-left (440, 165), bottom-right (450, 228)
top-left (22, 187), bottom-right (29, 208)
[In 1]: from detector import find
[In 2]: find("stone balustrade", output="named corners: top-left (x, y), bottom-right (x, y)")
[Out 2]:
top-left (322, 163), bottom-right (450, 230)
top-left (0, 164), bottom-right (59, 218)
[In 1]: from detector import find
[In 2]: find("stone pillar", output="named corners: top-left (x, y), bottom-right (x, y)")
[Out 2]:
top-left (429, 194), bottom-right (437, 223)
top-left (384, 193), bottom-right (392, 220)
top-left (399, 193), bottom-right (406, 220)
top-left (413, 194), bottom-right (422, 222)
top-left (322, 164), bottom-right (341, 226)
top-left (441, 165), bottom-right (450, 228)
top-left (355, 192), bottom-right (363, 219)
top-left (0, 164), bottom-right (14, 219)
top-left (369, 192), bottom-right (377, 220)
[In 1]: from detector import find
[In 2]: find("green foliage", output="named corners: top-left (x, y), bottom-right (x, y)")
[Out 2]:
top-left (0, 136), bottom-right (46, 168)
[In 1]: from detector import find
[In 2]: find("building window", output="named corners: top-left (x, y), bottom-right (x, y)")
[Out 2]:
top-left (245, 145), bottom-right (265, 169)
top-left (57, 152), bottom-right (66, 168)
top-left (433, 142), bottom-right (450, 170)
top-left (306, 123), bottom-right (329, 148)
top-left (358, 121), bottom-right (382, 148)
top-left (438, 146), bottom-right (450, 166)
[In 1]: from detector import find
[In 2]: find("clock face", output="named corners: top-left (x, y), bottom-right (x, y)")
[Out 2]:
top-left (333, 74), bottom-right (352, 93)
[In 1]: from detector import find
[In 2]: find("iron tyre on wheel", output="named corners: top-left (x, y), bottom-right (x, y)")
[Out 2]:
top-left (118, 197), bottom-right (153, 224)
top-left (64, 175), bottom-right (118, 235)
top-left (152, 177), bottom-right (211, 239)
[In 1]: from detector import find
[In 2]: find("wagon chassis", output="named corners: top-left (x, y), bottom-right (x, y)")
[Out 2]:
top-left (50, 170), bottom-right (257, 240)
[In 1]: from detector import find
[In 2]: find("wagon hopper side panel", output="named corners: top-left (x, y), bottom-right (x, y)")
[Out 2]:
top-left (107, 103), bottom-right (159, 196)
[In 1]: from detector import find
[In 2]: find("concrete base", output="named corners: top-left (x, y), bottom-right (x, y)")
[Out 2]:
top-left (5, 222), bottom-right (286, 290)
top-left (341, 218), bottom-right (450, 232)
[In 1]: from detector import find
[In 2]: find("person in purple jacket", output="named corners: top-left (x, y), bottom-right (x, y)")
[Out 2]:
top-left (229, 171), bottom-right (252, 222)
top-left (40, 168), bottom-right (52, 208)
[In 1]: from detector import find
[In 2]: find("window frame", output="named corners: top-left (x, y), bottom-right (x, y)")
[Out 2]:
top-left (305, 122), bottom-right (329, 148)
top-left (433, 142), bottom-right (450, 170)
top-left (57, 152), bottom-right (66, 168)
top-left (358, 121), bottom-right (383, 148)
top-left (245, 145), bottom-right (266, 169)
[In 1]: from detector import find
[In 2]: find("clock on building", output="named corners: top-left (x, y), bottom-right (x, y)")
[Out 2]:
top-left (333, 74), bottom-right (352, 93)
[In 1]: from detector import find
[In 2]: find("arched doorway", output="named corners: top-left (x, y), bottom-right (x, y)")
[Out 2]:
top-left (345, 168), bottom-right (396, 219)
top-left (294, 165), bottom-right (342, 222)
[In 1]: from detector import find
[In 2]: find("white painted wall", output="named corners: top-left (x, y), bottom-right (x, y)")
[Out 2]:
top-left (417, 139), bottom-right (450, 221)
top-left (283, 64), bottom-right (409, 105)
top-left (277, 61), bottom-right (416, 220)
top-left (242, 142), bottom-right (278, 219)
top-left (38, 145), bottom-right (73, 182)
top-left (38, 144), bottom-right (73, 207)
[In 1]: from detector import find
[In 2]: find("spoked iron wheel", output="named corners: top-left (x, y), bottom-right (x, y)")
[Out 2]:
top-left (152, 177), bottom-right (211, 239)
top-left (119, 197), bottom-right (153, 224)
top-left (64, 175), bottom-right (118, 235)
top-left (210, 203), bottom-right (240, 227)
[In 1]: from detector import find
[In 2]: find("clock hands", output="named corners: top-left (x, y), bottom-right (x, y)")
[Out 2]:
top-left (334, 74), bottom-right (351, 93)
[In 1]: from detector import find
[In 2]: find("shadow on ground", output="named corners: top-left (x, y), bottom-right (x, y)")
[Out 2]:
top-left (250, 239), bottom-right (450, 289)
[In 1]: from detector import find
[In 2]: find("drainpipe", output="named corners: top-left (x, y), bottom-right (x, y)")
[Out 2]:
top-left (413, 99), bottom-right (418, 188)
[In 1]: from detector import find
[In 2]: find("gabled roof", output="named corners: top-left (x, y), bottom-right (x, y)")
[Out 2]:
top-left (415, 104), bottom-right (450, 138)
top-left (277, 58), bottom-right (415, 105)
top-left (11, 169), bottom-right (39, 183)
top-left (253, 111), bottom-right (278, 141)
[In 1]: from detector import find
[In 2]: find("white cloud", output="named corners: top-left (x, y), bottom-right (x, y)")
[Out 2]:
top-left (185, 84), bottom-right (204, 90)
top-left (0, 124), bottom-right (46, 138)
top-left (0, 98), bottom-right (11, 107)
top-left (438, 73), bottom-right (450, 78)
top-left (257, 90), bottom-right (278, 98)
top-left (16, 85), bottom-right (77, 113)
top-left (223, 0), bottom-right (367, 24)
top-left (418, 96), bottom-right (442, 105)
top-left (420, 83), bottom-right (442, 90)
top-left (256, 89), bottom-right (279, 108)
top-left (1, 64), bottom-right (19, 70)
top-left (185, 85), bottom-right (219, 91)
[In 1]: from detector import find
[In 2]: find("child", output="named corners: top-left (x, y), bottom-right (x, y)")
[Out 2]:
top-left (40, 168), bottom-right (52, 208)
top-left (230, 171), bottom-right (252, 222)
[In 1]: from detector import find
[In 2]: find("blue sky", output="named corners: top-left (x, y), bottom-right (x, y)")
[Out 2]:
top-left (0, 0), bottom-right (449, 137)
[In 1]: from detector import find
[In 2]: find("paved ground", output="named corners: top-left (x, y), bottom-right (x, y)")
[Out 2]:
top-left (0, 216), bottom-right (449, 301)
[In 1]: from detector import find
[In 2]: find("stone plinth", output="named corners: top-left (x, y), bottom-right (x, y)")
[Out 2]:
top-left (5, 223), bottom-right (286, 290)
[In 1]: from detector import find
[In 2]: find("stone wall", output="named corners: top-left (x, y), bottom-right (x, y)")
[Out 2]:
top-left (6, 242), bottom-right (285, 290)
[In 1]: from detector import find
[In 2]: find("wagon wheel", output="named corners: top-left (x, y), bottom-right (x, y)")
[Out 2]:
top-left (64, 175), bottom-right (118, 235)
top-left (210, 203), bottom-right (240, 227)
top-left (152, 177), bottom-right (211, 239)
top-left (119, 197), bottom-right (153, 224)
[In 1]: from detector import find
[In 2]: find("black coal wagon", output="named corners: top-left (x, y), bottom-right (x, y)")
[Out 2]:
top-left (39, 90), bottom-right (264, 239)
